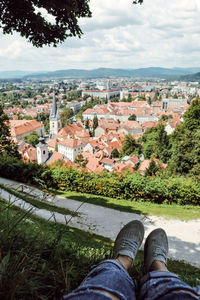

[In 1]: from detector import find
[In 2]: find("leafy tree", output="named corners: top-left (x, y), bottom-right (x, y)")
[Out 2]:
top-left (160, 114), bottom-right (169, 121)
top-left (85, 118), bottom-right (89, 130)
top-left (37, 113), bottom-right (50, 133)
top-left (0, 0), bottom-right (92, 47)
top-left (183, 98), bottom-right (200, 131)
top-left (142, 124), bottom-right (170, 163)
top-left (142, 140), bottom-right (155, 159)
top-left (167, 100), bottom-right (200, 175)
top-left (66, 90), bottom-right (82, 101)
top-left (111, 148), bottom-right (119, 158)
top-left (153, 90), bottom-right (159, 101)
top-left (169, 131), bottom-right (200, 175)
top-left (145, 160), bottom-right (159, 176)
top-left (24, 131), bottom-right (39, 147)
top-left (128, 114), bottom-right (136, 121)
top-left (0, 104), bottom-right (20, 158)
top-left (110, 96), bottom-right (120, 102)
top-left (93, 115), bottom-right (98, 131)
top-left (166, 93), bottom-right (169, 98)
top-left (60, 108), bottom-right (73, 127)
top-left (174, 93), bottom-right (178, 99)
top-left (147, 96), bottom-right (152, 105)
top-left (121, 134), bottom-right (139, 156)
top-left (127, 94), bottom-right (132, 102)
top-left (74, 154), bottom-right (88, 168)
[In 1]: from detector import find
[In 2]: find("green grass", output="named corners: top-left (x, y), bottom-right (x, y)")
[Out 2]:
top-left (0, 198), bottom-right (111, 299)
top-left (57, 190), bottom-right (200, 221)
top-left (0, 183), bottom-right (78, 217)
top-left (0, 198), bottom-right (199, 300)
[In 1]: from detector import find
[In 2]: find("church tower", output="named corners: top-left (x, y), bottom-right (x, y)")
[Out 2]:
top-left (49, 92), bottom-right (61, 138)
top-left (36, 137), bottom-right (49, 164)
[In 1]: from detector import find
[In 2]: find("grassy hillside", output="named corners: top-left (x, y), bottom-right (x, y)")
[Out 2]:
top-left (0, 198), bottom-right (199, 299)
top-left (58, 190), bottom-right (200, 221)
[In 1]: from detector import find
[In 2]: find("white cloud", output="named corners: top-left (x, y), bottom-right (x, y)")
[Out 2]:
top-left (0, 0), bottom-right (200, 71)
top-left (0, 40), bottom-right (24, 59)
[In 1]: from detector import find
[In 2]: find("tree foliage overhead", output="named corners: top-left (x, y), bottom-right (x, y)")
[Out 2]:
top-left (0, 1), bottom-right (144, 47)
top-left (133, 0), bottom-right (143, 3)
top-left (0, 0), bottom-right (92, 47)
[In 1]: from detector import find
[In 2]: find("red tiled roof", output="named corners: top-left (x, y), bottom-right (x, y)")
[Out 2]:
top-left (121, 120), bottom-right (142, 130)
top-left (114, 162), bottom-right (134, 173)
top-left (86, 157), bottom-right (104, 173)
top-left (58, 138), bottom-right (83, 148)
top-left (47, 138), bottom-right (59, 148)
top-left (101, 158), bottom-right (115, 165)
top-left (10, 120), bottom-right (44, 137)
top-left (18, 142), bottom-right (37, 163)
top-left (47, 151), bottom-right (64, 165)
top-left (107, 141), bottom-right (122, 151)
top-left (139, 159), bottom-right (168, 173)
top-left (142, 121), bottom-right (158, 129)
top-left (138, 160), bottom-right (151, 172)
top-left (127, 154), bottom-right (139, 164)
top-left (76, 130), bottom-right (90, 138)
top-left (57, 123), bottom-right (83, 138)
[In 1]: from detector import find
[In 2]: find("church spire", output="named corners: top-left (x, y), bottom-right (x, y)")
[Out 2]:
top-left (49, 90), bottom-right (61, 137)
top-left (50, 91), bottom-right (58, 120)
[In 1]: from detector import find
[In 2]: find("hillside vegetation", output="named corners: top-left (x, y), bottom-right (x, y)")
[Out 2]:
top-left (0, 197), bottom-right (200, 299)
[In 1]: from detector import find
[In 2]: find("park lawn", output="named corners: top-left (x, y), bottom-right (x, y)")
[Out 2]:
top-left (57, 190), bottom-right (200, 221)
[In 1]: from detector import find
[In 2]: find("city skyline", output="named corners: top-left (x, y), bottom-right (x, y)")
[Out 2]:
top-left (0, 0), bottom-right (200, 72)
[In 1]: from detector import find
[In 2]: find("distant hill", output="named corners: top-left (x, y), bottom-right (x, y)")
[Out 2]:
top-left (179, 72), bottom-right (200, 82)
top-left (1, 67), bottom-right (200, 80)
top-left (0, 70), bottom-right (35, 79)
top-left (24, 67), bottom-right (200, 79)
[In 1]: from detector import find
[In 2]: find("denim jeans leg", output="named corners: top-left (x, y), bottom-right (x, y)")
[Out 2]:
top-left (139, 270), bottom-right (200, 300)
top-left (63, 259), bottom-right (136, 300)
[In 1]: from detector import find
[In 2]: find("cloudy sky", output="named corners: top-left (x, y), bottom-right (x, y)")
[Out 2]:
top-left (0, 0), bottom-right (200, 71)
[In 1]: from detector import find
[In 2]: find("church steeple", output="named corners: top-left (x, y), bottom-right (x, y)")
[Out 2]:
top-left (50, 92), bottom-right (58, 120)
top-left (49, 91), bottom-right (61, 138)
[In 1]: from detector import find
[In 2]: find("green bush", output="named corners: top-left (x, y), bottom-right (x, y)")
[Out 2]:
top-left (0, 155), bottom-right (53, 188)
top-left (0, 156), bottom-right (200, 206)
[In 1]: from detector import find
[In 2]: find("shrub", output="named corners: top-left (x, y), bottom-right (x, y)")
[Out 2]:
top-left (1, 156), bottom-right (200, 206)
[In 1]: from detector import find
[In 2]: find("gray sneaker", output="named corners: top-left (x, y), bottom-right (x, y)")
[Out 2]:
top-left (113, 220), bottom-right (144, 260)
top-left (144, 228), bottom-right (168, 273)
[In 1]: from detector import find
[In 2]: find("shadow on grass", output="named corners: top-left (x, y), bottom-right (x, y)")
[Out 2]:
top-left (66, 194), bottom-right (146, 216)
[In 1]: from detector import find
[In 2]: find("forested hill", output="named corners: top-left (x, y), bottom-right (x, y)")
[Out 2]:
top-left (23, 67), bottom-right (200, 79)
top-left (1, 67), bottom-right (200, 79)
top-left (179, 72), bottom-right (200, 82)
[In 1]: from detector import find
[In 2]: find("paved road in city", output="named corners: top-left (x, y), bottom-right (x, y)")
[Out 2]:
top-left (0, 177), bottom-right (199, 267)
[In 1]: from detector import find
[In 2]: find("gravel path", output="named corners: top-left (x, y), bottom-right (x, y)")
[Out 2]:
top-left (0, 177), bottom-right (199, 267)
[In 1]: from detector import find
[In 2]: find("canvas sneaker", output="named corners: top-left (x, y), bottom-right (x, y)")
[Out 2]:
top-left (113, 220), bottom-right (144, 260)
top-left (144, 228), bottom-right (168, 273)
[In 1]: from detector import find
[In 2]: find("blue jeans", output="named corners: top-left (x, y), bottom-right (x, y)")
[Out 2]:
top-left (63, 259), bottom-right (200, 300)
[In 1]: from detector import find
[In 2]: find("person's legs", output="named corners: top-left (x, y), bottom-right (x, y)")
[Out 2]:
top-left (63, 220), bottom-right (144, 300)
top-left (139, 228), bottom-right (200, 300)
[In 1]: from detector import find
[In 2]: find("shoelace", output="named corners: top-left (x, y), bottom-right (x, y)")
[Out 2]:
top-left (153, 246), bottom-right (167, 259)
top-left (120, 239), bottom-right (138, 253)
